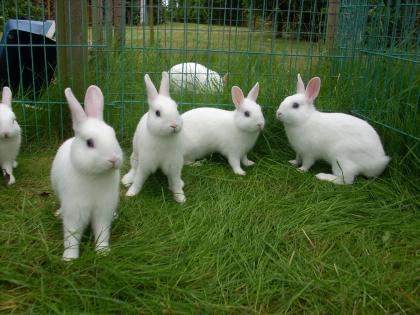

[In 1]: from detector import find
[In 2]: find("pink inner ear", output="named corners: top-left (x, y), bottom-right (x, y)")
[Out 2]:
top-left (159, 71), bottom-right (170, 97)
top-left (234, 93), bottom-right (242, 105)
top-left (305, 77), bottom-right (321, 102)
top-left (232, 86), bottom-right (244, 107)
top-left (85, 103), bottom-right (103, 120)
top-left (84, 86), bottom-right (104, 120)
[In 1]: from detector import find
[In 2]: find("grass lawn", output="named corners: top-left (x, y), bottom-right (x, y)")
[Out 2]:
top-left (0, 126), bottom-right (419, 313)
top-left (1, 20), bottom-right (419, 314)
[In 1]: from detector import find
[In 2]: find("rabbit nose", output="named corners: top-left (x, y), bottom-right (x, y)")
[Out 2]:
top-left (277, 112), bottom-right (282, 119)
top-left (170, 123), bottom-right (177, 129)
top-left (108, 156), bottom-right (120, 168)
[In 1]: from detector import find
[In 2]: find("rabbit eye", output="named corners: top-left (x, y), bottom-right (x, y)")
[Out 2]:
top-left (244, 111), bottom-right (250, 117)
top-left (155, 110), bottom-right (161, 117)
top-left (86, 138), bottom-right (94, 148)
top-left (292, 102), bottom-right (299, 109)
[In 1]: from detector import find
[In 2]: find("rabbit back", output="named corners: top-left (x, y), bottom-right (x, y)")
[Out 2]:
top-left (169, 63), bottom-right (222, 92)
top-left (287, 111), bottom-right (389, 177)
top-left (182, 107), bottom-right (259, 162)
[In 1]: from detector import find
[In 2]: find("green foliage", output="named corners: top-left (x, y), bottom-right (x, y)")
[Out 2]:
top-left (0, 0), bottom-right (44, 32)
top-left (365, 0), bottom-right (419, 49)
top-left (167, 0), bottom-right (243, 25)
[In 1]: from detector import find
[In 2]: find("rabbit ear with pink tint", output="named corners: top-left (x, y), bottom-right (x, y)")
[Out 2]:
top-left (65, 88), bottom-right (87, 130)
top-left (222, 73), bottom-right (229, 84)
top-left (297, 73), bottom-right (305, 94)
top-left (247, 82), bottom-right (259, 102)
top-left (144, 74), bottom-right (159, 104)
top-left (2, 87), bottom-right (12, 107)
top-left (305, 77), bottom-right (321, 103)
top-left (159, 71), bottom-right (170, 97)
top-left (84, 85), bottom-right (104, 120)
top-left (231, 86), bottom-right (245, 108)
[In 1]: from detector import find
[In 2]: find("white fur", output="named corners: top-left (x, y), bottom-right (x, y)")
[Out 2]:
top-left (276, 74), bottom-right (390, 184)
top-left (168, 62), bottom-right (228, 93)
top-left (0, 87), bottom-right (21, 185)
top-left (51, 86), bottom-right (123, 261)
top-left (122, 72), bottom-right (186, 203)
top-left (182, 83), bottom-right (265, 175)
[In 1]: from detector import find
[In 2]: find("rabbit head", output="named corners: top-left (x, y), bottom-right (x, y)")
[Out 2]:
top-left (276, 74), bottom-right (320, 126)
top-left (0, 87), bottom-right (21, 139)
top-left (231, 83), bottom-right (265, 133)
top-left (145, 71), bottom-right (183, 137)
top-left (65, 85), bottom-right (123, 174)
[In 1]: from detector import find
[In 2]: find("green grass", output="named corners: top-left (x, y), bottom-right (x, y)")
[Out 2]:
top-left (122, 23), bottom-right (322, 54)
top-left (1, 126), bottom-right (419, 313)
top-left (2, 21), bottom-right (419, 314)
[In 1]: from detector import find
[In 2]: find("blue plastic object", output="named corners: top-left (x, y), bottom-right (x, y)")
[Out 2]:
top-left (0, 19), bottom-right (56, 97)
top-left (1, 20), bottom-right (56, 39)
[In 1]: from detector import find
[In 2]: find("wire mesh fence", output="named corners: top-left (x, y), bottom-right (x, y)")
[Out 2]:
top-left (0, 0), bottom-right (418, 146)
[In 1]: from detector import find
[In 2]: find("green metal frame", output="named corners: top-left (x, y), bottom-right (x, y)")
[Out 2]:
top-left (0, 0), bottom-right (418, 145)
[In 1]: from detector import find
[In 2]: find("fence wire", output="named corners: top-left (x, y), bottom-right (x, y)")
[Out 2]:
top-left (0, 0), bottom-right (418, 145)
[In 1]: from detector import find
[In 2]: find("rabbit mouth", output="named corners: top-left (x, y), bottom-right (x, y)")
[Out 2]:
top-left (108, 159), bottom-right (121, 170)
top-left (109, 163), bottom-right (119, 170)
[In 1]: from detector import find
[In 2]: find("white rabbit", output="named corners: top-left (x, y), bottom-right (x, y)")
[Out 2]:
top-left (276, 74), bottom-right (390, 184)
top-left (168, 62), bottom-right (228, 93)
top-left (122, 71), bottom-right (186, 203)
top-left (0, 87), bottom-right (21, 185)
top-left (182, 83), bottom-right (265, 176)
top-left (51, 86), bottom-right (123, 261)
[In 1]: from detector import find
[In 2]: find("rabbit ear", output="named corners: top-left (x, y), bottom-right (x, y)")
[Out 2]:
top-left (65, 87), bottom-right (87, 129)
top-left (2, 87), bottom-right (12, 107)
top-left (159, 71), bottom-right (170, 97)
top-left (222, 73), bottom-right (229, 84)
top-left (144, 74), bottom-right (158, 103)
top-left (84, 85), bottom-right (104, 120)
top-left (297, 73), bottom-right (305, 94)
top-left (231, 86), bottom-right (245, 108)
top-left (247, 82), bottom-right (259, 102)
top-left (305, 77), bottom-right (321, 103)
